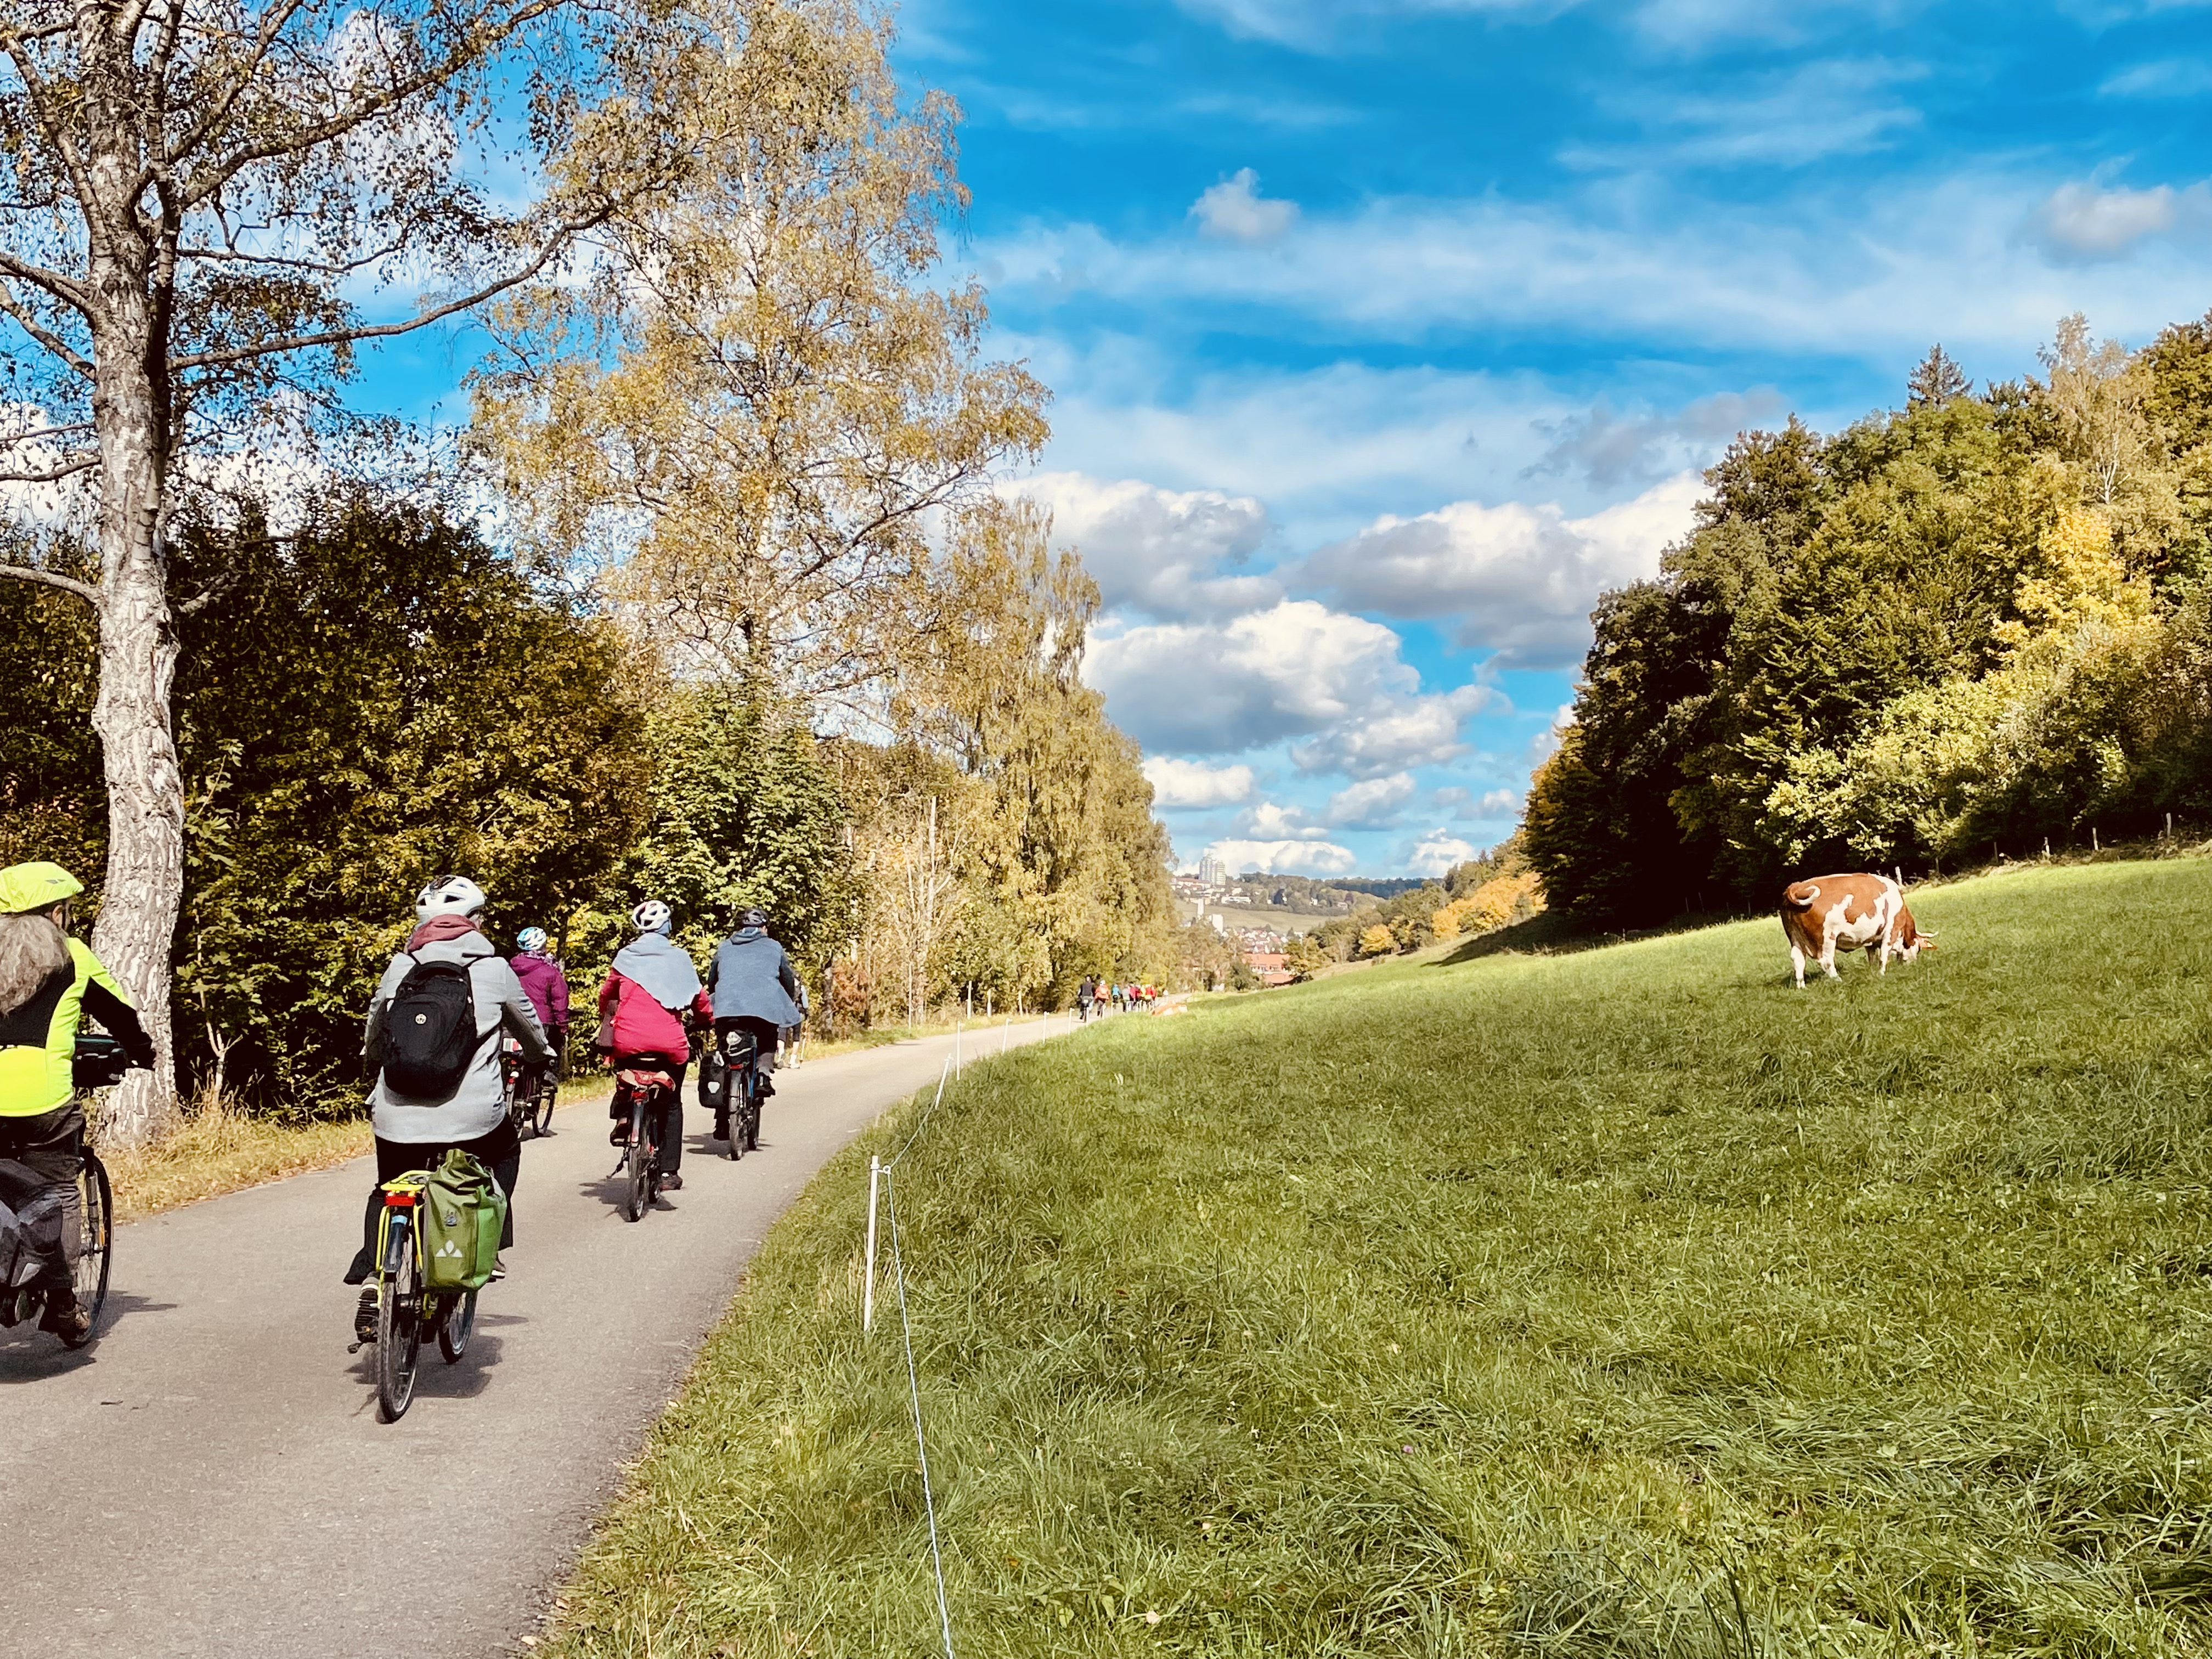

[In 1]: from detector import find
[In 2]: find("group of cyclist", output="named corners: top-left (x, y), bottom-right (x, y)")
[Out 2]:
top-left (1075, 975), bottom-right (1159, 1021)
top-left (0, 858), bottom-right (803, 1348)
top-left (348, 875), bottom-right (806, 1335)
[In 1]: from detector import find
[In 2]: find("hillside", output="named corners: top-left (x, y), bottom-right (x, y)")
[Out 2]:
top-left (544, 856), bottom-right (2212, 1657)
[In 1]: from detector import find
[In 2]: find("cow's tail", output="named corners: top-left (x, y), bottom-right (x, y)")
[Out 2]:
top-left (1781, 882), bottom-right (1820, 912)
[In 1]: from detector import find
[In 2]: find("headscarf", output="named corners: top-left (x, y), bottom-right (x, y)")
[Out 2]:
top-left (612, 932), bottom-right (703, 1009)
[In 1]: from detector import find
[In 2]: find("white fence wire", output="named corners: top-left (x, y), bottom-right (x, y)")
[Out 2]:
top-left (857, 1008), bottom-right (1087, 1659)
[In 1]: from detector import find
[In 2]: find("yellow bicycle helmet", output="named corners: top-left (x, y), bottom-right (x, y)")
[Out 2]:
top-left (0, 861), bottom-right (84, 915)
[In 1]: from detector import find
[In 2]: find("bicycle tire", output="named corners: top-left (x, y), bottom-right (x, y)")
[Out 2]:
top-left (505, 1066), bottom-right (529, 1139)
top-left (64, 1152), bottom-right (112, 1346)
top-left (622, 1099), bottom-right (650, 1222)
top-left (375, 1221), bottom-right (424, 1421)
top-left (532, 1074), bottom-right (557, 1137)
top-left (437, 1288), bottom-right (477, 1363)
top-left (725, 1076), bottom-right (745, 1160)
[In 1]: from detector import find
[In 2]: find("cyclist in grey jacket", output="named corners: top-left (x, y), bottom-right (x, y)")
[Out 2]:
top-left (706, 908), bottom-right (803, 1136)
top-left (346, 877), bottom-right (551, 1322)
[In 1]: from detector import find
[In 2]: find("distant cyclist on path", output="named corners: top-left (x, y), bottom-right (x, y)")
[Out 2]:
top-left (597, 901), bottom-right (710, 1190)
top-left (705, 907), bottom-right (804, 1143)
top-left (0, 861), bottom-right (154, 1341)
top-left (510, 926), bottom-right (570, 1098)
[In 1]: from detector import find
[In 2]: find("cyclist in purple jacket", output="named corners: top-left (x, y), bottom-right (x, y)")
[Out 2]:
top-left (510, 928), bottom-right (569, 1082)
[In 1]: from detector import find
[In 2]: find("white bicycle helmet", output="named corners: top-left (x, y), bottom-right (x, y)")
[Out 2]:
top-left (416, 873), bottom-right (487, 923)
top-left (517, 926), bottom-right (549, 953)
top-left (631, 899), bottom-right (673, 935)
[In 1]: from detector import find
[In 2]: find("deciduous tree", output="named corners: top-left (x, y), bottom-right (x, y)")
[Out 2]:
top-left (0, 0), bottom-right (658, 1139)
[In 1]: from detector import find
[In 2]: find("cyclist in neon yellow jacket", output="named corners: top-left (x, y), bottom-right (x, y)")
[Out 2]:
top-left (0, 862), bottom-right (154, 1339)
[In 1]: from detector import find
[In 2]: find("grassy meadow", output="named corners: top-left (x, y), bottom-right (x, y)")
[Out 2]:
top-left (545, 857), bottom-right (2212, 1657)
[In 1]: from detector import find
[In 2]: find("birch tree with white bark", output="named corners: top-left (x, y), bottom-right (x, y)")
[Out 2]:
top-left (0, 0), bottom-right (663, 1142)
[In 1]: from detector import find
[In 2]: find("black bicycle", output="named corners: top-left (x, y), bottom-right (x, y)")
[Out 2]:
top-left (718, 1027), bottom-right (763, 1161)
top-left (17, 1035), bottom-right (121, 1348)
top-left (502, 1037), bottom-right (558, 1140)
top-left (353, 1173), bottom-right (477, 1422)
top-left (609, 1062), bottom-right (675, 1221)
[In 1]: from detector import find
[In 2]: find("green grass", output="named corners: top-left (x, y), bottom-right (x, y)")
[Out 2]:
top-left (544, 857), bottom-right (2212, 1658)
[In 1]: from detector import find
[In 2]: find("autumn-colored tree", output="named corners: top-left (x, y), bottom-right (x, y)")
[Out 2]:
top-left (1356, 924), bottom-right (1396, 960)
top-left (473, 0), bottom-right (1047, 709)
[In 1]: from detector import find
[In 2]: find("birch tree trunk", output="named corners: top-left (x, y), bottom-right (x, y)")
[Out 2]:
top-left (85, 169), bottom-right (183, 1146)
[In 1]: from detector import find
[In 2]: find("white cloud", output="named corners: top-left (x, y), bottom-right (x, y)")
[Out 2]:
top-left (1166, 0), bottom-right (1899, 51)
top-left (1086, 599), bottom-right (1492, 775)
top-left (1527, 391), bottom-right (1784, 488)
top-left (1432, 784), bottom-right (1523, 820)
top-left (1326, 771), bottom-right (1417, 828)
top-left (1204, 837), bottom-right (1359, 876)
top-left (1404, 829), bottom-right (1479, 877)
top-left (1192, 168), bottom-right (1301, 246)
top-left (2100, 59), bottom-right (2212, 98)
top-left (1020, 472), bottom-right (1280, 620)
top-left (979, 171), bottom-right (2212, 368)
top-left (1170, 0), bottom-right (1558, 49)
top-left (1571, 57), bottom-right (1927, 170)
top-left (2026, 180), bottom-right (2197, 262)
top-left (1300, 473), bottom-right (1703, 667)
top-left (1239, 799), bottom-right (1330, 839)
top-left (1143, 757), bottom-right (1257, 808)
top-left (1296, 684), bottom-right (1492, 776)
top-left (1629, 0), bottom-right (1922, 50)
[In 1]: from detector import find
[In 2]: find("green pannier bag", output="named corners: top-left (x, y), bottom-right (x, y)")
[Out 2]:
top-left (419, 1148), bottom-right (506, 1291)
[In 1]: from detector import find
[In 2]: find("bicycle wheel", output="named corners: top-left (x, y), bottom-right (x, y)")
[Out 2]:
top-left (725, 1076), bottom-right (746, 1161)
top-left (375, 1221), bottom-right (425, 1421)
top-left (622, 1101), bottom-right (650, 1222)
top-left (437, 1289), bottom-right (477, 1363)
top-left (505, 1066), bottom-right (529, 1139)
top-left (744, 1082), bottom-right (761, 1153)
top-left (532, 1073), bottom-right (557, 1137)
top-left (65, 1152), bottom-right (112, 1346)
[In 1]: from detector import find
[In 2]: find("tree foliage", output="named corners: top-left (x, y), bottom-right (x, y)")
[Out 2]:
top-left (472, 0), bottom-right (1047, 708)
top-left (1527, 312), bottom-right (2212, 924)
top-left (2, 492), bottom-right (650, 1108)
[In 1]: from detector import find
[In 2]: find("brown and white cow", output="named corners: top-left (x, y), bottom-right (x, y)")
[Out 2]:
top-left (1778, 873), bottom-right (1936, 988)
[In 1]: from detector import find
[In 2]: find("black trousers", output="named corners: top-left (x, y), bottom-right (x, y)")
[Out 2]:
top-left (0, 1102), bottom-right (81, 1291)
top-left (349, 1118), bottom-right (521, 1282)
top-left (612, 1054), bottom-right (687, 1173)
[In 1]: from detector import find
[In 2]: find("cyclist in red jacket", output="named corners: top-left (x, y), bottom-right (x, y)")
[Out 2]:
top-left (597, 900), bottom-right (709, 1189)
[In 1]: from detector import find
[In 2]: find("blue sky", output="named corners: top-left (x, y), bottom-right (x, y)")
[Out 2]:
top-left (368, 0), bottom-right (2212, 878)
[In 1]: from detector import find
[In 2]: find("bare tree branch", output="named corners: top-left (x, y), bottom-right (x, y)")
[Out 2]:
top-left (177, 239), bottom-right (404, 275)
top-left (177, 0), bottom-right (567, 207)
top-left (154, 0), bottom-right (313, 176)
top-left (171, 207), bottom-right (611, 372)
top-left (0, 27), bottom-right (100, 219)
top-left (0, 244), bottom-right (95, 318)
top-left (0, 561), bottom-right (99, 605)
top-left (0, 452), bottom-right (99, 483)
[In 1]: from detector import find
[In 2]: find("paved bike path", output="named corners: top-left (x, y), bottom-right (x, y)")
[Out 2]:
top-left (0, 1018), bottom-right (1069, 1658)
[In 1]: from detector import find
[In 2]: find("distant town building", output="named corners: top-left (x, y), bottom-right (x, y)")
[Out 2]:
top-left (1199, 853), bottom-right (1227, 887)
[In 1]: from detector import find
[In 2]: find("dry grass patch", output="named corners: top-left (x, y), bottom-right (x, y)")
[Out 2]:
top-left (96, 1097), bottom-right (371, 1222)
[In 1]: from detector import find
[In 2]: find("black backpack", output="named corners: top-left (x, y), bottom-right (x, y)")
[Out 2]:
top-left (380, 956), bottom-right (479, 1099)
